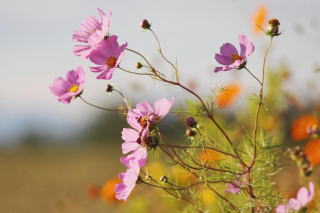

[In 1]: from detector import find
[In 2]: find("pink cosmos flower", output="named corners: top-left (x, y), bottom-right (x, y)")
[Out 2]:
top-left (214, 34), bottom-right (255, 72)
top-left (49, 66), bottom-right (85, 104)
top-left (88, 35), bottom-right (127, 80)
top-left (115, 163), bottom-right (140, 201)
top-left (126, 97), bottom-right (175, 132)
top-left (73, 8), bottom-right (112, 59)
top-left (276, 182), bottom-right (315, 213)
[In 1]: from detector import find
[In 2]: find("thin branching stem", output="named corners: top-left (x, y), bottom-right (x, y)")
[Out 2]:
top-left (149, 28), bottom-right (180, 82)
top-left (79, 96), bottom-right (118, 111)
top-left (247, 37), bottom-right (274, 204)
top-left (159, 143), bottom-right (238, 159)
top-left (118, 66), bottom-right (156, 77)
top-left (244, 67), bottom-right (262, 85)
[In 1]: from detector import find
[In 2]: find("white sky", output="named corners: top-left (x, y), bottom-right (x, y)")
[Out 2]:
top-left (1, 0), bottom-right (320, 142)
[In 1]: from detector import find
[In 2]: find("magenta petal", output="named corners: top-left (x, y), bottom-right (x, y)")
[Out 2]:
top-left (154, 97), bottom-right (174, 118)
top-left (214, 64), bottom-right (236, 72)
top-left (50, 78), bottom-right (70, 96)
top-left (220, 43), bottom-right (238, 57)
top-left (215, 54), bottom-right (233, 65)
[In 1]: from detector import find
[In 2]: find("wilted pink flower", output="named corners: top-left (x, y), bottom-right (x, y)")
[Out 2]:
top-left (73, 8), bottom-right (112, 59)
top-left (115, 164), bottom-right (140, 201)
top-left (225, 181), bottom-right (242, 194)
top-left (88, 35), bottom-right (127, 80)
top-left (276, 182), bottom-right (315, 213)
top-left (49, 66), bottom-right (85, 104)
top-left (214, 34), bottom-right (255, 72)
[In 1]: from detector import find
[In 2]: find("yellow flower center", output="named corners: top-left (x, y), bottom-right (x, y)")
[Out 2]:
top-left (69, 84), bottom-right (79, 93)
top-left (139, 116), bottom-right (148, 127)
top-left (106, 57), bottom-right (117, 68)
top-left (231, 54), bottom-right (243, 63)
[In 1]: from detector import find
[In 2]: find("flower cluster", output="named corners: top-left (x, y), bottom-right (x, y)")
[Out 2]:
top-left (50, 9), bottom-right (127, 103)
top-left (115, 98), bottom-right (174, 200)
top-left (50, 7), bottom-right (320, 213)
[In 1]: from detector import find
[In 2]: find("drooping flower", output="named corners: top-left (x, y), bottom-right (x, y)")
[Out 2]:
top-left (49, 66), bottom-right (85, 104)
top-left (214, 35), bottom-right (255, 72)
top-left (89, 35), bottom-right (127, 80)
top-left (276, 182), bottom-right (315, 213)
top-left (225, 181), bottom-right (242, 194)
top-left (73, 8), bottom-right (112, 59)
top-left (115, 163), bottom-right (140, 201)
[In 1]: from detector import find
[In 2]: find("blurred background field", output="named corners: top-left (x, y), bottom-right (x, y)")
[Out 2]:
top-left (1, 0), bottom-right (320, 212)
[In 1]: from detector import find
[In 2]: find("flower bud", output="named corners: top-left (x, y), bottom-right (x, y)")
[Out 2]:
top-left (145, 135), bottom-right (159, 148)
top-left (136, 176), bottom-right (143, 184)
top-left (105, 84), bottom-right (114, 93)
top-left (186, 128), bottom-right (196, 137)
top-left (266, 19), bottom-right (280, 37)
top-left (140, 19), bottom-right (151, 29)
top-left (136, 62), bottom-right (143, 69)
top-left (160, 176), bottom-right (168, 183)
top-left (185, 117), bottom-right (197, 128)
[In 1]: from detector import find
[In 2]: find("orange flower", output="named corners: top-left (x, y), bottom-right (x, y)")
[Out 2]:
top-left (199, 149), bottom-right (222, 167)
top-left (291, 115), bottom-right (318, 141)
top-left (252, 5), bottom-right (268, 35)
top-left (87, 184), bottom-right (101, 200)
top-left (216, 83), bottom-right (241, 108)
top-left (101, 177), bottom-right (122, 203)
top-left (304, 139), bottom-right (320, 165)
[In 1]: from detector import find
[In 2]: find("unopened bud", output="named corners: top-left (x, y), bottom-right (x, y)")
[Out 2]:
top-left (136, 176), bottom-right (143, 184)
top-left (105, 84), bottom-right (114, 93)
top-left (185, 117), bottom-right (197, 128)
top-left (186, 128), bottom-right (196, 137)
top-left (160, 176), bottom-right (168, 183)
top-left (140, 19), bottom-right (151, 29)
top-left (266, 19), bottom-right (280, 37)
top-left (136, 62), bottom-right (143, 69)
top-left (145, 135), bottom-right (159, 148)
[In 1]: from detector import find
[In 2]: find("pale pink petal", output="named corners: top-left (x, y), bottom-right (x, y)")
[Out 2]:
top-left (296, 187), bottom-right (309, 206)
top-left (275, 204), bottom-right (289, 213)
top-left (50, 78), bottom-right (70, 96)
top-left (288, 198), bottom-right (301, 211)
top-left (239, 34), bottom-right (255, 57)
top-left (136, 101), bottom-right (154, 115)
top-left (154, 97), bottom-right (174, 118)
